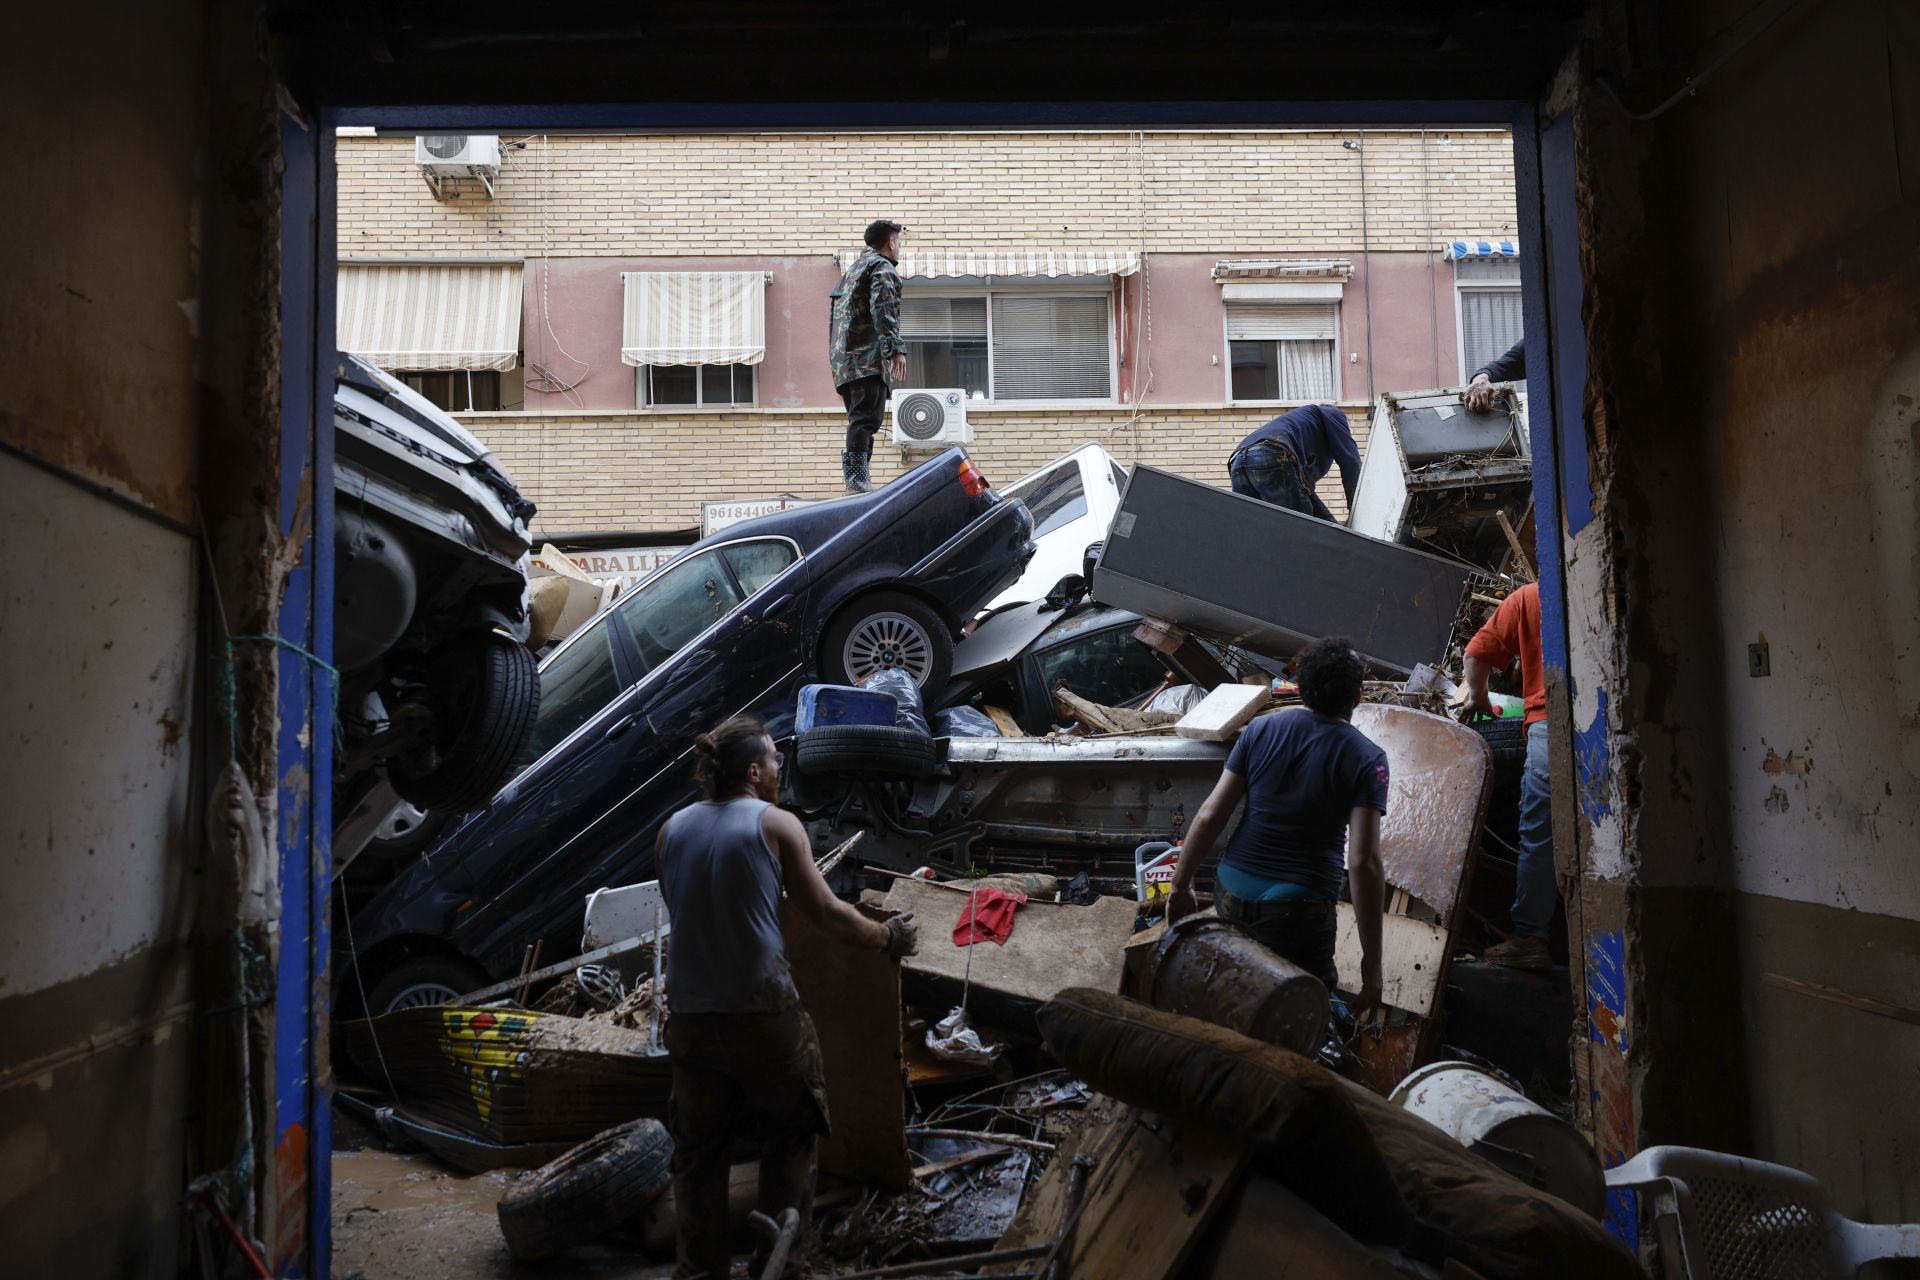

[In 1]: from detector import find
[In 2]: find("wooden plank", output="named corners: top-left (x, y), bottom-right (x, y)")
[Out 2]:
top-left (1333, 904), bottom-right (1449, 1018)
top-left (785, 904), bottom-right (912, 1190)
top-left (884, 878), bottom-right (1137, 1006)
top-left (994, 1101), bottom-right (1247, 1279)
top-left (1174, 683), bottom-right (1270, 741)
top-left (983, 704), bottom-right (1024, 737)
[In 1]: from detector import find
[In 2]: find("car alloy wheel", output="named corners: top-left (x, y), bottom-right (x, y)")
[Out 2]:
top-left (383, 979), bottom-right (463, 1012)
top-left (842, 611), bottom-right (936, 684)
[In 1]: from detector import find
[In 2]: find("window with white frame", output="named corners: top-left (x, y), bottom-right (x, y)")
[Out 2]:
top-left (1225, 301), bottom-right (1340, 402)
top-left (1454, 256), bottom-right (1524, 381)
top-left (899, 289), bottom-right (1113, 402)
top-left (639, 363), bottom-right (756, 408)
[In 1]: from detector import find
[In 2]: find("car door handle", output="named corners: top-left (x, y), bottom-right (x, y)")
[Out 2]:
top-left (763, 593), bottom-right (795, 618)
top-left (602, 712), bottom-right (642, 740)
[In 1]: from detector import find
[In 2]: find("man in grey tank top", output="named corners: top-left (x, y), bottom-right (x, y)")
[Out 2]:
top-left (657, 715), bottom-right (918, 1279)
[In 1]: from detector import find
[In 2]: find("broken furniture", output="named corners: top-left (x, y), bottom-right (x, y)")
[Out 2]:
top-left (1091, 463), bottom-right (1474, 674)
top-left (1348, 386), bottom-right (1535, 576)
top-left (1017, 988), bottom-right (1639, 1280)
top-left (1337, 702), bottom-right (1492, 1092)
top-left (881, 875), bottom-right (1138, 1030)
top-left (1605, 1145), bottom-right (1920, 1279)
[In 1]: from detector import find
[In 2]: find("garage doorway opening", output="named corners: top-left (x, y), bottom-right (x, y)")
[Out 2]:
top-left (289, 99), bottom-right (1579, 1278)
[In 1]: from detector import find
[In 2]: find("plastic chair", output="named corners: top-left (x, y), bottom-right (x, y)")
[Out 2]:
top-left (1606, 1145), bottom-right (1920, 1279)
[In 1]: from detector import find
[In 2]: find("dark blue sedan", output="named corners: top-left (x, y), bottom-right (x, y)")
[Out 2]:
top-left (343, 448), bottom-right (1033, 1014)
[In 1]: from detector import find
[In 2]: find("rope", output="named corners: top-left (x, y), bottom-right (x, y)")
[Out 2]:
top-left (220, 633), bottom-right (343, 764)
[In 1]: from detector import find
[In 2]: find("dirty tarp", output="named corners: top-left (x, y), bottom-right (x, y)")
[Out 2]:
top-left (1035, 989), bottom-right (1639, 1280)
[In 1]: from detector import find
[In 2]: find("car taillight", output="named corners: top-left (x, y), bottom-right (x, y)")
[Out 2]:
top-left (957, 459), bottom-right (991, 497)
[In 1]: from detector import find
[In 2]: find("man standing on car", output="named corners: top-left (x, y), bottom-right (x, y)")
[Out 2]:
top-left (657, 715), bottom-right (919, 1278)
top-left (1165, 636), bottom-right (1387, 1012)
top-left (1226, 403), bottom-right (1362, 522)
top-left (829, 218), bottom-right (908, 495)
top-left (1456, 581), bottom-right (1555, 969)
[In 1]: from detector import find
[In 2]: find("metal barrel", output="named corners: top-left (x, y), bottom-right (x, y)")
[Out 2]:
top-left (1136, 914), bottom-right (1330, 1056)
top-left (1390, 1060), bottom-right (1605, 1218)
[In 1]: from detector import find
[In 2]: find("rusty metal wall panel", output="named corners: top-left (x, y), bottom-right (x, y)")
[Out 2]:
top-left (1352, 704), bottom-right (1492, 923)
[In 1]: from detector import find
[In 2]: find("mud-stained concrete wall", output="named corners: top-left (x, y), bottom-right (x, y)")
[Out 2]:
top-left (0, 0), bottom-right (283, 1273)
top-left (1576, 0), bottom-right (1920, 1213)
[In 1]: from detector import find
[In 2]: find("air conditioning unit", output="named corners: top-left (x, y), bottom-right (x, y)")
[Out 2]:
top-left (890, 389), bottom-right (973, 450)
top-left (415, 135), bottom-right (501, 199)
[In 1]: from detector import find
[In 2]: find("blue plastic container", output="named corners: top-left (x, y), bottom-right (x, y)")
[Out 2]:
top-left (795, 683), bottom-right (897, 736)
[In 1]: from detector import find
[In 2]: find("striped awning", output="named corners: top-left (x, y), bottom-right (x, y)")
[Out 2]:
top-left (1212, 258), bottom-right (1353, 281)
top-left (836, 248), bottom-right (1140, 280)
top-left (337, 263), bottom-right (523, 371)
top-left (621, 271), bottom-right (767, 367)
top-left (1443, 240), bottom-right (1519, 260)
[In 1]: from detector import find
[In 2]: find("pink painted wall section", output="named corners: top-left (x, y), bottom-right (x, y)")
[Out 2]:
top-left (1134, 253), bottom-right (1465, 405)
top-left (520, 256), bottom-right (846, 412)
top-left (516, 250), bottom-right (1473, 414)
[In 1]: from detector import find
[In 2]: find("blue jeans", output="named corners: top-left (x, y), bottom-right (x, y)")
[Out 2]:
top-left (1228, 441), bottom-right (1314, 516)
top-left (1512, 720), bottom-right (1557, 939)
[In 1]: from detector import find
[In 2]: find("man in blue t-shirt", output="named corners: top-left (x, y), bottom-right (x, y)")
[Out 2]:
top-left (1166, 636), bottom-right (1388, 1011)
top-left (1226, 403), bottom-right (1361, 522)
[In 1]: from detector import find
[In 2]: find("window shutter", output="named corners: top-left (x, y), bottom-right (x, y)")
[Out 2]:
top-left (1460, 287), bottom-right (1524, 378)
top-left (901, 296), bottom-right (989, 340)
top-left (1224, 301), bottom-right (1338, 342)
top-left (990, 295), bottom-right (1111, 399)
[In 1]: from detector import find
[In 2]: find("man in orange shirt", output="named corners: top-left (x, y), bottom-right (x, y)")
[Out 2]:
top-left (1459, 582), bottom-right (1554, 969)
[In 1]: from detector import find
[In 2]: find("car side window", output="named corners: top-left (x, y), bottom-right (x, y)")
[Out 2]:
top-left (615, 549), bottom-right (745, 672)
top-left (721, 539), bottom-right (798, 597)
top-left (1035, 626), bottom-right (1167, 709)
top-left (1007, 463), bottom-right (1089, 539)
top-left (522, 619), bottom-right (622, 766)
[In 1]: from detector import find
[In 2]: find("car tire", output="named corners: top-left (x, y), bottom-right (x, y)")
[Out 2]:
top-left (796, 723), bottom-right (938, 778)
top-left (361, 802), bottom-right (451, 862)
top-left (1470, 715), bottom-right (1528, 789)
top-left (365, 954), bottom-right (488, 1018)
top-left (821, 592), bottom-right (953, 693)
top-left (496, 1119), bottom-right (675, 1261)
top-left (390, 632), bottom-right (539, 813)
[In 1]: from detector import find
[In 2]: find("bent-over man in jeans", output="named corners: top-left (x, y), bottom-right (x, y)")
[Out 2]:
top-left (1226, 403), bottom-right (1363, 522)
top-left (1165, 636), bottom-right (1387, 1012)
top-left (657, 715), bottom-right (919, 1278)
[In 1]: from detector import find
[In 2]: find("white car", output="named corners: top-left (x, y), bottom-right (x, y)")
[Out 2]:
top-left (984, 442), bottom-right (1129, 611)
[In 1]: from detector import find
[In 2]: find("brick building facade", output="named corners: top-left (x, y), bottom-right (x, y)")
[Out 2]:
top-left (336, 129), bottom-right (1520, 534)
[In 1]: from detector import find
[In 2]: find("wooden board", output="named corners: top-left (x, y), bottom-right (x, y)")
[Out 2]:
top-left (1174, 683), bottom-right (1270, 741)
top-left (983, 704), bottom-right (1024, 737)
top-left (785, 904), bottom-right (912, 1190)
top-left (883, 878), bottom-right (1138, 1007)
top-left (1333, 905), bottom-right (1449, 1018)
top-left (991, 1099), bottom-right (1248, 1279)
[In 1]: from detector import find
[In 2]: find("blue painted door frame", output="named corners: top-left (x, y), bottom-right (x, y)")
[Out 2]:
top-left (276, 98), bottom-right (1588, 1276)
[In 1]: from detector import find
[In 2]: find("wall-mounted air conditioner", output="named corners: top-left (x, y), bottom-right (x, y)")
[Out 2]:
top-left (890, 389), bottom-right (973, 450)
top-left (416, 135), bottom-right (501, 199)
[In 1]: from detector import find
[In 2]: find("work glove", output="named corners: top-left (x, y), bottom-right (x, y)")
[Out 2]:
top-left (882, 913), bottom-right (920, 959)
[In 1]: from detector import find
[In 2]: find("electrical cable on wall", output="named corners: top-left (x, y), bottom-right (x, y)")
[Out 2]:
top-left (527, 134), bottom-right (591, 411)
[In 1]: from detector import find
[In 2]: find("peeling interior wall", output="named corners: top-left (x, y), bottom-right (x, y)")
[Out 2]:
top-left (1582, 0), bottom-right (1920, 1213)
top-left (0, 0), bottom-right (288, 1273)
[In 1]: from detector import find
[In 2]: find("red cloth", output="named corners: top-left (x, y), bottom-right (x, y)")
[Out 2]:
top-left (953, 888), bottom-right (1027, 947)
top-left (1464, 582), bottom-right (1547, 727)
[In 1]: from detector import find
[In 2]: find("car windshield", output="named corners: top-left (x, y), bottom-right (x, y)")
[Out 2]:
top-left (616, 549), bottom-right (745, 672)
top-left (1006, 461), bottom-right (1088, 538)
top-left (521, 618), bottom-right (622, 766)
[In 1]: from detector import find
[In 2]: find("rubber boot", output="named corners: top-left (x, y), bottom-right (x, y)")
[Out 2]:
top-left (841, 449), bottom-right (873, 494)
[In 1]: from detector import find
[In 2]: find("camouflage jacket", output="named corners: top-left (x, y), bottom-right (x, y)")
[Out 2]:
top-left (828, 247), bottom-right (905, 390)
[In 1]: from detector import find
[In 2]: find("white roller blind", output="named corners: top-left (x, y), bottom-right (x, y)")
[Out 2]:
top-left (337, 264), bottom-right (523, 371)
top-left (990, 295), bottom-right (1112, 400)
top-left (621, 271), bottom-right (766, 367)
top-left (1225, 301), bottom-right (1338, 342)
top-left (1460, 288), bottom-right (1524, 378)
top-left (901, 296), bottom-right (988, 340)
